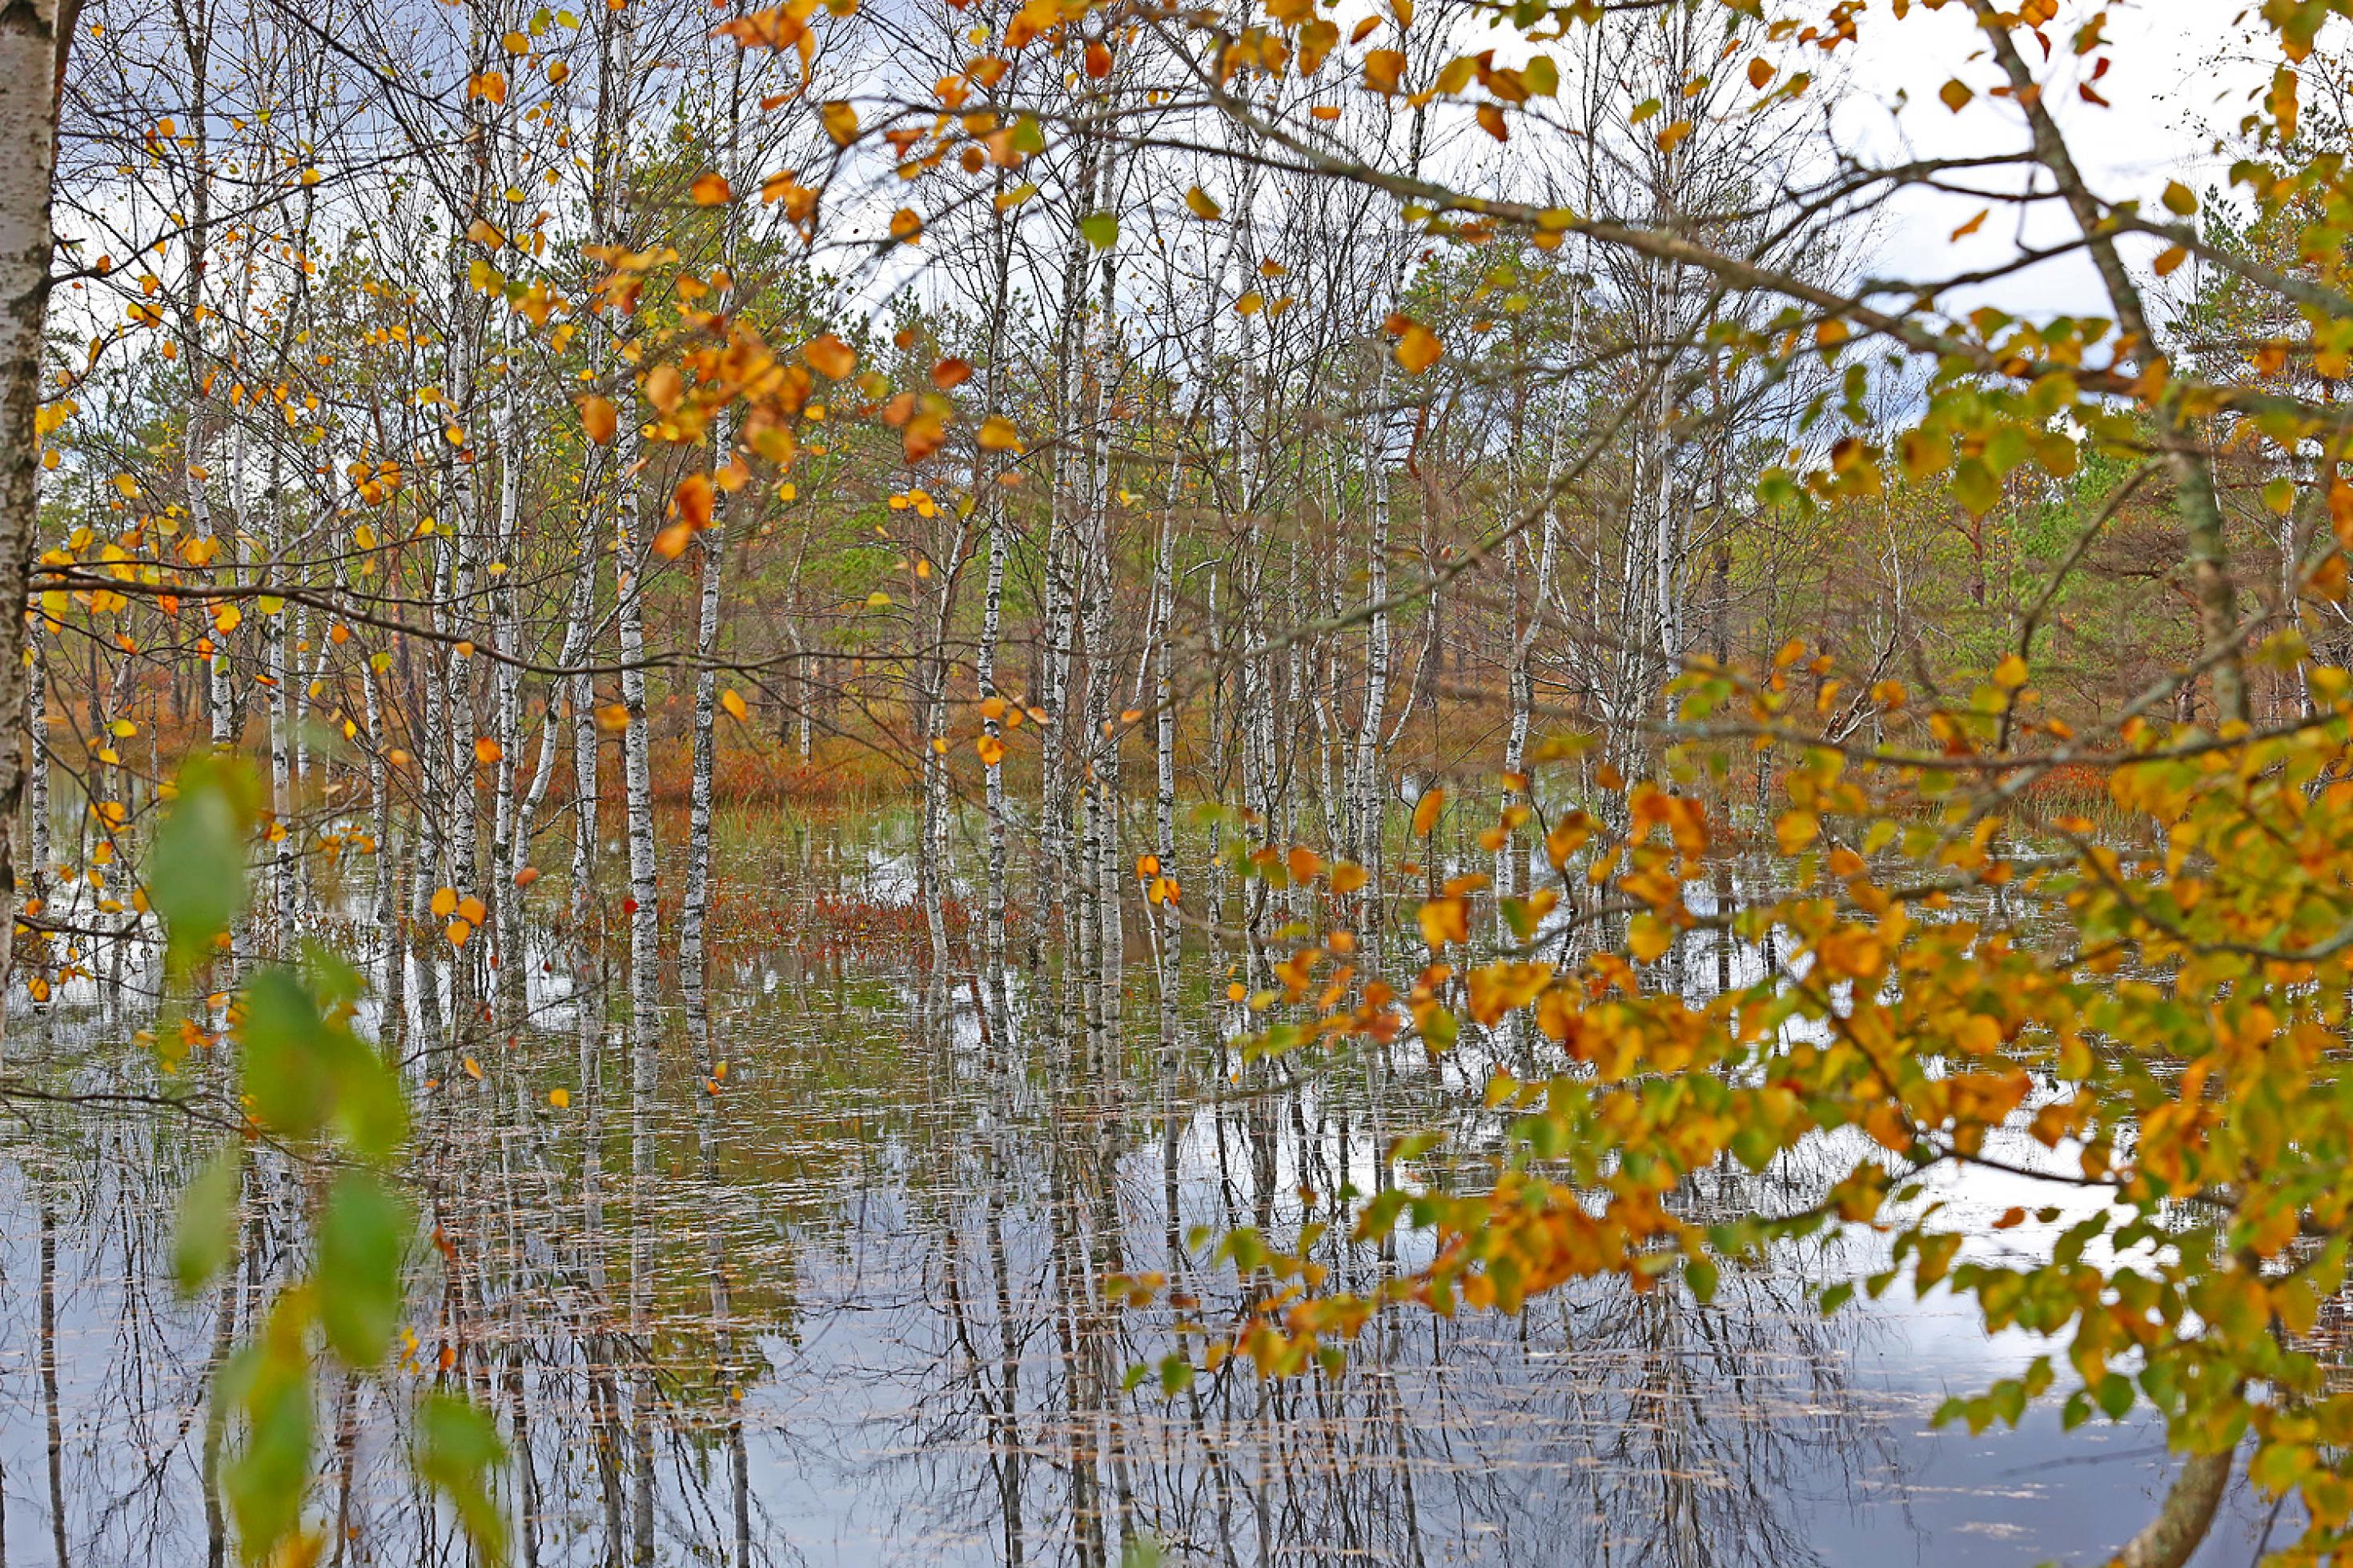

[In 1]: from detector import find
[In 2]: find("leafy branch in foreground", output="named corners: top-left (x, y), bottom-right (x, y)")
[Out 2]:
top-left (1122, 636), bottom-right (2353, 1565)
top-left (159, 756), bottom-right (506, 1567)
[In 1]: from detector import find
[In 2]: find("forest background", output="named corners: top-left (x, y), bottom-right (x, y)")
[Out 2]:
top-left (5, 0), bottom-right (2353, 1563)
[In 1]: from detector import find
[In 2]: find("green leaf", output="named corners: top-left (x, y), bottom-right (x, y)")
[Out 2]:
top-left (1684, 1257), bottom-right (1719, 1303)
top-left (2096, 1372), bottom-right (2135, 1421)
top-left (239, 968), bottom-right (334, 1141)
top-left (317, 1171), bottom-right (408, 1365)
top-left (1951, 457), bottom-right (2000, 518)
top-left (418, 1393), bottom-right (509, 1565)
top-left (1817, 1280), bottom-right (1855, 1317)
top-left (223, 1298), bottom-right (316, 1563)
top-left (173, 1147), bottom-right (243, 1297)
top-left (151, 756), bottom-right (255, 971)
top-left (1080, 211), bottom-right (1119, 249)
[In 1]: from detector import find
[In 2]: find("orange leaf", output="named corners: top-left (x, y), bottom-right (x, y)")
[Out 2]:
top-left (1411, 785), bottom-right (1446, 837)
top-left (673, 470), bottom-right (714, 528)
top-left (579, 395), bottom-right (617, 445)
top-left (803, 334), bottom-right (856, 379)
top-left (930, 356), bottom-right (973, 390)
top-left (474, 736), bottom-right (503, 764)
top-left (644, 363), bottom-right (684, 414)
top-left (690, 170), bottom-right (733, 205)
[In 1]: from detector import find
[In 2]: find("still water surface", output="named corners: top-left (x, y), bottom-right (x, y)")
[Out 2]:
top-left (0, 837), bottom-right (2295, 1566)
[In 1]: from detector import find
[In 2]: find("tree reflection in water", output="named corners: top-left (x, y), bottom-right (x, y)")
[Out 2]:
top-left (0, 926), bottom-right (2263, 1566)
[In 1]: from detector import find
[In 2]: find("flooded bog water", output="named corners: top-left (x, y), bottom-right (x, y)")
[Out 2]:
top-left (0, 904), bottom-right (2294, 1566)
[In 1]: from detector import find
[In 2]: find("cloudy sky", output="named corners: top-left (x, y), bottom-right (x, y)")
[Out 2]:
top-left (1838, 0), bottom-right (2268, 319)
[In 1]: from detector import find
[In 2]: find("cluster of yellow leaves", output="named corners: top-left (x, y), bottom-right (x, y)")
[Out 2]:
top-left (1113, 640), bottom-right (2353, 1554)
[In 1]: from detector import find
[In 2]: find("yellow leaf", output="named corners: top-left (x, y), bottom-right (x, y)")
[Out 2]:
top-left (448, 919), bottom-right (474, 947)
top-left (1938, 78), bottom-right (1972, 112)
top-left (1993, 653), bottom-right (2029, 690)
top-left (977, 415), bottom-right (1023, 451)
top-left (821, 99), bottom-right (859, 145)
top-left (432, 886), bottom-right (458, 918)
top-left (976, 734), bottom-right (1006, 766)
top-left (1331, 860), bottom-right (1367, 894)
top-left (458, 895), bottom-right (486, 924)
top-left (597, 704), bottom-right (631, 731)
top-left (1394, 320), bottom-right (1442, 375)
top-left (548, 1087), bottom-right (571, 1109)
top-left (1628, 913), bottom-right (1671, 962)
top-left (1773, 810), bottom-right (1818, 855)
top-left (1417, 896), bottom-right (1468, 948)
top-left (721, 689), bottom-right (749, 721)
top-left (1183, 186), bottom-right (1223, 221)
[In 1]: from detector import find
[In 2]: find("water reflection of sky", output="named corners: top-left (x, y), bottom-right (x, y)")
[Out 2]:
top-left (0, 927), bottom-right (2304, 1566)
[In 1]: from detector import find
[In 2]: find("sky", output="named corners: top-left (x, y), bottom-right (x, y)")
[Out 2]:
top-left (1835, 0), bottom-right (2271, 321)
